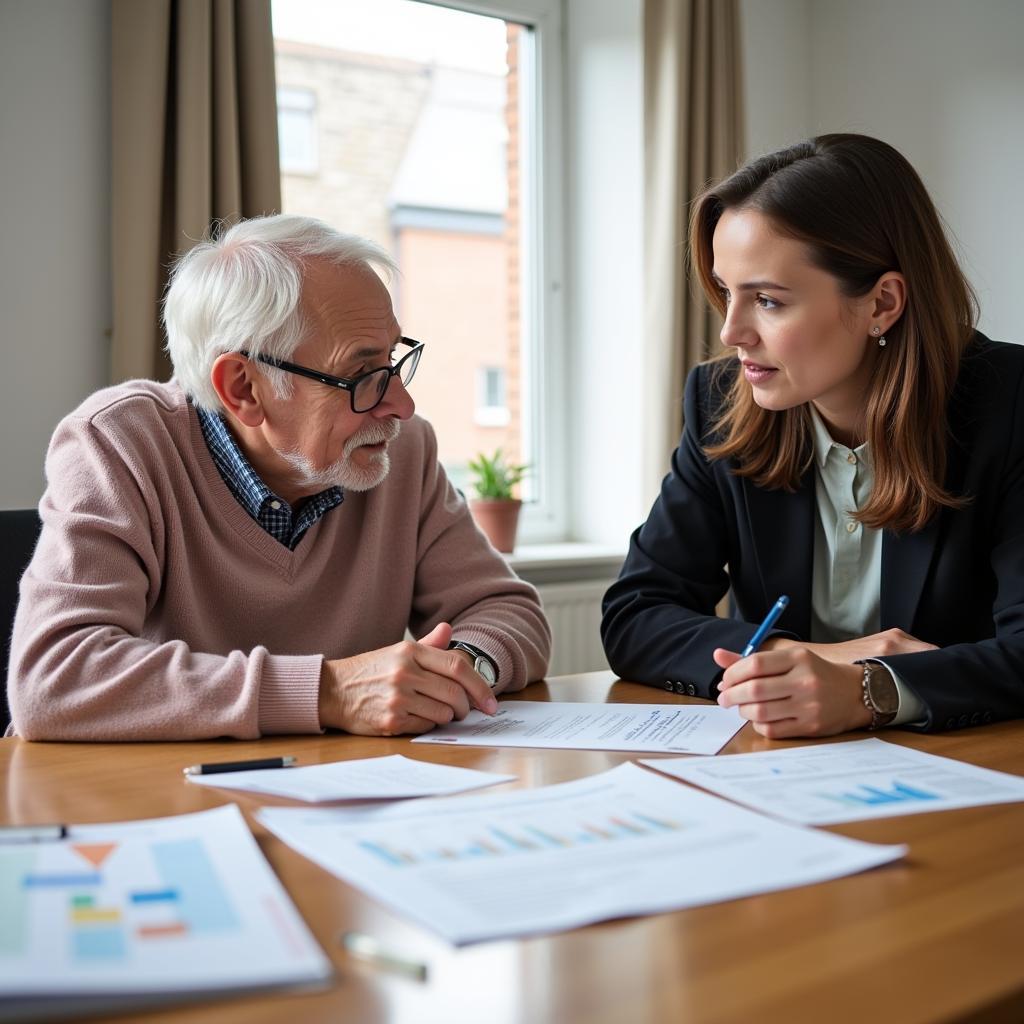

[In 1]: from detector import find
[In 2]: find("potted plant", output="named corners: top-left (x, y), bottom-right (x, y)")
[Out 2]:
top-left (467, 448), bottom-right (529, 553)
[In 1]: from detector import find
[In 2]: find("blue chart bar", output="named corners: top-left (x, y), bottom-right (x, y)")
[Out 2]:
top-left (23, 873), bottom-right (102, 888)
top-left (823, 779), bottom-right (942, 807)
top-left (633, 812), bottom-right (678, 832)
top-left (74, 926), bottom-right (126, 960)
top-left (490, 827), bottom-right (536, 852)
top-left (130, 888), bottom-right (179, 904)
top-left (152, 839), bottom-right (238, 933)
top-left (359, 840), bottom-right (407, 866)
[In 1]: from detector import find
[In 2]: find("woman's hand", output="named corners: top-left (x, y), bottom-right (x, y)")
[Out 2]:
top-left (713, 646), bottom-right (872, 738)
top-left (762, 628), bottom-right (937, 664)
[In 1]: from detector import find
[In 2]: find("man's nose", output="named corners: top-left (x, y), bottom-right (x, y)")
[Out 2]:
top-left (375, 375), bottom-right (415, 420)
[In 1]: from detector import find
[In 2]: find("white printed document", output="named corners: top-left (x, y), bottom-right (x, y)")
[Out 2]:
top-left (257, 762), bottom-right (905, 946)
top-left (411, 700), bottom-right (746, 755)
top-left (641, 737), bottom-right (1024, 824)
top-left (186, 754), bottom-right (514, 802)
top-left (0, 804), bottom-right (332, 1022)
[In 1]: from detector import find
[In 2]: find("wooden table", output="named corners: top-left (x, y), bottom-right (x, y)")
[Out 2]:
top-left (3, 672), bottom-right (1023, 1024)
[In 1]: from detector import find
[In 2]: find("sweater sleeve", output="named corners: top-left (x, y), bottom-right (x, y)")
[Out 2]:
top-left (406, 422), bottom-right (551, 693)
top-left (8, 412), bottom-right (322, 741)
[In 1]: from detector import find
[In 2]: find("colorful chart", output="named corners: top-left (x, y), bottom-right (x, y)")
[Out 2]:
top-left (357, 808), bottom-right (685, 867)
top-left (0, 805), bottom-right (333, 1009)
top-left (0, 834), bottom-right (241, 964)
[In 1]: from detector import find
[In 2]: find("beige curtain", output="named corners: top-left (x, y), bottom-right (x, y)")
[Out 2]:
top-left (111, 0), bottom-right (282, 383)
top-left (643, 0), bottom-right (744, 498)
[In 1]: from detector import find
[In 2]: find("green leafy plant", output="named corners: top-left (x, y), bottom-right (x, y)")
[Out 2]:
top-left (467, 448), bottom-right (530, 501)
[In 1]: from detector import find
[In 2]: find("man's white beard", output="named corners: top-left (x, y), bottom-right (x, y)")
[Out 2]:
top-left (276, 419), bottom-right (402, 493)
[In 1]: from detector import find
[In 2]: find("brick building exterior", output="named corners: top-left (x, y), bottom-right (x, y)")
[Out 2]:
top-left (275, 35), bottom-right (522, 487)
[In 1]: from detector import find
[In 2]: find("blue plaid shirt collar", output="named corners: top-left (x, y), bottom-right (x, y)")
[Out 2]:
top-left (195, 405), bottom-right (343, 550)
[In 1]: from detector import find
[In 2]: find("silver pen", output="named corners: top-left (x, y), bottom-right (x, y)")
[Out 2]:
top-left (0, 824), bottom-right (68, 843)
top-left (340, 930), bottom-right (429, 981)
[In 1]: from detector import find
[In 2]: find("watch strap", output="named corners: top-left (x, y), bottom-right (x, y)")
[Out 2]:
top-left (855, 659), bottom-right (898, 730)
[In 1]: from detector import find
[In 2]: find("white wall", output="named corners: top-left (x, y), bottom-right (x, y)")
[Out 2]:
top-left (741, 0), bottom-right (1024, 345)
top-left (739, 0), bottom-right (811, 160)
top-left (0, 0), bottom-right (111, 509)
top-left (564, 0), bottom-right (645, 545)
top-left (808, 0), bottom-right (1024, 343)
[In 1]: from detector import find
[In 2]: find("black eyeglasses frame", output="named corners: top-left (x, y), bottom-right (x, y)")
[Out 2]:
top-left (240, 337), bottom-right (424, 414)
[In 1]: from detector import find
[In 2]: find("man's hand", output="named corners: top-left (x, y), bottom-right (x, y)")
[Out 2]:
top-left (714, 646), bottom-right (871, 739)
top-left (762, 628), bottom-right (937, 664)
top-left (318, 622), bottom-right (498, 736)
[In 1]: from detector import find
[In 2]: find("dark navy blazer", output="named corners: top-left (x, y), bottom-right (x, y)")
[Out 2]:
top-left (601, 334), bottom-right (1024, 732)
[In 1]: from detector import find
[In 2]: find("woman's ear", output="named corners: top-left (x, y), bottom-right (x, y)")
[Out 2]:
top-left (872, 271), bottom-right (907, 333)
top-left (210, 353), bottom-right (265, 427)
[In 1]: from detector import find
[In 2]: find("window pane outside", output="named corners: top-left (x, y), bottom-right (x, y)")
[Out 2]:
top-left (272, 0), bottom-right (531, 501)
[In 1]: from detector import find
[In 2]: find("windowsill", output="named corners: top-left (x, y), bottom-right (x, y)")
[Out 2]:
top-left (506, 542), bottom-right (625, 585)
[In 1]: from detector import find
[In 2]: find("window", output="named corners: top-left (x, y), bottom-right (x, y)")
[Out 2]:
top-left (272, 0), bottom-right (565, 541)
top-left (277, 86), bottom-right (318, 174)
top-left (476, 366), bottom-right (509, 426)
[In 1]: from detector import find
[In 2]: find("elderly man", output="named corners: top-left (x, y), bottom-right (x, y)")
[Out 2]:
top-left (8, 215), bottom-right (550, 740)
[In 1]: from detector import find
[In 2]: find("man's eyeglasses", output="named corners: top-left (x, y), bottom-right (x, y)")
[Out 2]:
top-left (241, 338), bottom-right (424, 414)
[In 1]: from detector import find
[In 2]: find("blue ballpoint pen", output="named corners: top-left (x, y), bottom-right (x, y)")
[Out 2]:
top-left (741, 595), bottom-right (790, 656)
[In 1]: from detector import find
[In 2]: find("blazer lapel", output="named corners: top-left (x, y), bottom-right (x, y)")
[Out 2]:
top-left (741, 471), bottom-right (815, 638)
top-left (881, 521), bottom-right (941, 630)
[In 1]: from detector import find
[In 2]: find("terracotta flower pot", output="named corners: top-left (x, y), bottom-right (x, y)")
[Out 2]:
top-left (469, 498), bottom-right (522, 553)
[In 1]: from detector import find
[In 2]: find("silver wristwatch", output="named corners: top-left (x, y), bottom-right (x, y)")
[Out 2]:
top-left (857, 660), bottom-right (899, 730)
top-left (448, 641), bottom-right (499, 689)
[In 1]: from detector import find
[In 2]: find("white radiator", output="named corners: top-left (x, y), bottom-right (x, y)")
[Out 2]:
top-left (536, 580), bottom-right (614, 677)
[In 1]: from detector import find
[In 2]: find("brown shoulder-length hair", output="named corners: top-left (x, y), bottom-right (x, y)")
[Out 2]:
top-left (690, 133), bottom-right (978, 533)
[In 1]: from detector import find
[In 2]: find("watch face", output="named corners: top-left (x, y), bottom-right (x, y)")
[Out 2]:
top-left (867, 665), bottom-right (899, 715)
top-left (475, 656), bottom-right (498, 687)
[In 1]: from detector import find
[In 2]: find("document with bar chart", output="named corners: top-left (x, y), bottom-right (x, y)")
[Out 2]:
top-left (257, 763), bottom-right (905, 945)
top-left (641, 737), bottom-right (1024, 824)
top-left (0, 804), bottom-right (332, 1021)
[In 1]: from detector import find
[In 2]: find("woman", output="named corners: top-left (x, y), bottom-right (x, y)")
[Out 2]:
top-left (601, 133), bottom-right (1024, 737)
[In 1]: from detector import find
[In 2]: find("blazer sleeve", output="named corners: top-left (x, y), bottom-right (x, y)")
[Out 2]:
top-left (883, 360), bottom-right (1024, 731)
top-left (601, 364), bottom-right (773, 697)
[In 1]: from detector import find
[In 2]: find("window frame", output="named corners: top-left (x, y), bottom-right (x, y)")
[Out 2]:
top-left (416, 0), bottom-right (568, 543)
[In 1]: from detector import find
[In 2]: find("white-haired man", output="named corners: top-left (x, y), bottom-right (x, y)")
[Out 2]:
top-left (8, 215), bottom-right (550, 740)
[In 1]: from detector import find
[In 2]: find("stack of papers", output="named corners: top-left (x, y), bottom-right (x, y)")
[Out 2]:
top-left (0, 805), bottom-right (331, 1022)
top-left (258, 762), bottom-right (905, 946)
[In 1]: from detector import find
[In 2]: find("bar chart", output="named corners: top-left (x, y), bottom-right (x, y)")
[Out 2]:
top-left (357, 807), bottom-right (686, 867)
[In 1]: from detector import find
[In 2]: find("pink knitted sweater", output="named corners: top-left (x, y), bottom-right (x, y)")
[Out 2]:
top-left (8, 381), bottom-right (550, 740)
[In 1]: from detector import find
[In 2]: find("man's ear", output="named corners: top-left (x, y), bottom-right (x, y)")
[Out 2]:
top-left (210, 353), bottom-right (265, 428)
top-left (871, 271), bottom-right (907, 333)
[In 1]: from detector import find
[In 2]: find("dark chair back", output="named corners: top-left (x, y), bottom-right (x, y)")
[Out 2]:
top-left (1, 509), bottom-right (42, 729)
